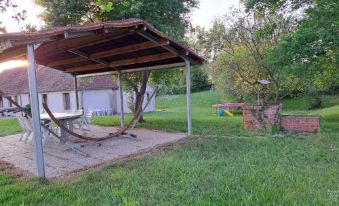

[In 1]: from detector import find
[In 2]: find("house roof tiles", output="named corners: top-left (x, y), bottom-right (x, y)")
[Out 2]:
top-left (0, 65), bottom-right (118, 95)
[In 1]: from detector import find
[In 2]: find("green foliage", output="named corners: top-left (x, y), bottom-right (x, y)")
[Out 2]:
top-left (37, 0), bottom-right (198, 41)
top-left (24, 24), bottom-right (38, 32)
top-left (243, 0), bottom-right (312, 14)
top-left (202, 9), bottom-right (294, 102)
top-left (150, 68), bottom-right (183, 87)
top-left (154, 66), bottom-right (211, 95)
top-left (190, 22), bottom-right (228, 60)
top-left (200, 0), bottom-right (338, 102)
top-left (191, 65), bottom-right (211, 92)
top-left (308, 96), bottom-right (322, 110)
top-left (266, 0), bottom-right (339, 95)
top-left (35, 0), bottom-right (97, 26)
top-left (213, 45), bottom-right (261, 101)
top-left (95, 0), bottom-right (113, 14)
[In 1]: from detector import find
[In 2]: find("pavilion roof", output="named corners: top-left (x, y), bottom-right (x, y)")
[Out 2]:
top-left (0, 18), bottom-right (205, 76)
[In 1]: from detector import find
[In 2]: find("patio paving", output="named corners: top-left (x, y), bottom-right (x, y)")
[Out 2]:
top-left (0, 126), bottom-right (186, 178)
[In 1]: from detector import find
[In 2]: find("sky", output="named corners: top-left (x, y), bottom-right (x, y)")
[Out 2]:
top-left (0, 0), bottom-right (45, 33)
top-left (0, 0), bottom-right (240, 72)
top-left (1, 0), bottom-right (241, 32)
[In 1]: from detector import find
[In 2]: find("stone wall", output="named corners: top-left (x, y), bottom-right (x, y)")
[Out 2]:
top-left (281, 115), bottom-right (320, 133)
top-left (243, 104), bottom-right (281, 131)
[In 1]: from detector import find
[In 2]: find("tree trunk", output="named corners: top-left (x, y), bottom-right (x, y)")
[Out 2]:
top-left (134, 92), bottom-right (145, 122)
top-left (133, 71), bottom-right (150, 122)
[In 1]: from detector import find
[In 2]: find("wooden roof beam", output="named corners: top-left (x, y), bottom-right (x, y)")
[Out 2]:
top-left (76, 62), bottom-right (186, 77)
top-left (35, 30), bottom-right (133, 59)
top-left (91, 38), bottom-right (169, 59)
top-left (46, 38), bottom-right (169, 67)
top-left (109, 52), bottom-right (177, 67)
top-left (0, 46), bottom-right (27, 63)
top-left (137, 29), bottom-right (197, 64)
top-left (64, 52), bottom-right (179, 73)
top-left (68, 49), bottom-right (109, 66)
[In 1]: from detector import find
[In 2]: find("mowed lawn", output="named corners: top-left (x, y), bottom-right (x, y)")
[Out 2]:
top-left (0, 118), bottom-right (22, 137)
top-left (0, 91), bottom-right (338, 205)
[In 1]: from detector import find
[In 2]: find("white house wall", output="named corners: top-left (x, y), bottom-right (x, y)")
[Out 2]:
top-left (0, 86), bottom-right (156, 114)
top-left (1, 94), bottom-right (29, 108)
top-left (20, 94), bottom-right (30, 107)
top-left (81, 89), bottom-right (115, 112)
top-left (41, 91), bottom-right (77, 113)
top-left (2, 98), bottom-right (9, 108)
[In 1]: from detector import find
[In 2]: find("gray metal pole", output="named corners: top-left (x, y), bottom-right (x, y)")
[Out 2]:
top-left (74, 75), bottom-right (79, 110)
top-left (27, 44), bottom-right (45, 178)
top-left (185, 59), bottom-right (192, 135)
top-left (118, 72), bottom-right (125, 127)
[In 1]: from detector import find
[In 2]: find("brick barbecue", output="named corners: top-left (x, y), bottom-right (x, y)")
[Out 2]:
top-left (242, 104), bottom-right (281, 131)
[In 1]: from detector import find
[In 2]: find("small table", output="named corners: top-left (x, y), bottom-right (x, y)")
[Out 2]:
top-left (40, 113), bottom-right (82, 141)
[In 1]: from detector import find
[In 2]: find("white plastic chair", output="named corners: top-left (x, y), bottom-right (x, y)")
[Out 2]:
top-left (18, 116), bottom-right (56, 145)
top-left (21, 117), bottom-right (34, 143)
top-left (17, 116), bottom-right (31, 141)
top-left (79, 110), bottom-right (93, 133)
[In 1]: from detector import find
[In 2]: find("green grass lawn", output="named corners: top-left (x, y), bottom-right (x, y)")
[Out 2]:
top-left (0, 91), bottom-right (338, 205)
top-left (92, 92), bottom-right (339, 137)
top-left (0, 118), bottom-right (22, 137)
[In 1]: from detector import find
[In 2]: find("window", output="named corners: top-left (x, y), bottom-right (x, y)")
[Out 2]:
top-left (63, 93), bottom-right (71, 110)
top-left (9, 96), bottom-right (13, 107)
top-left (42, 94), bottom-right (48, 105)
top-left (14, 96), bottom-right (19, 105)
top-left (147, 92), bottom-right (151, 102)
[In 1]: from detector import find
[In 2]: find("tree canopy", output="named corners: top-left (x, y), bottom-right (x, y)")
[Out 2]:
top-left (265, 0), bottom-right (339, 94)
top-left (35, 0), bottom-right (200, 121)
top-left (194, 0), bottom-right (338, 103)
top-left (35, 0), bottom-right (198, 41)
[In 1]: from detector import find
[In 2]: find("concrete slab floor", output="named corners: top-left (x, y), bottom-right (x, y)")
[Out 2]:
top-left (0, 126), bottom-right (186, 178)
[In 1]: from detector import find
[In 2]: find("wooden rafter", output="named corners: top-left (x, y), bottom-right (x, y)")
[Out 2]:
top-left (109, 52), bottom-right (177, 67)
top-left (35, 30), bottom-right (132, 59)
top-left (0, 46), bottom-right (27, 63)
top-left (91, 38), bottom-right (169, 59)
top-left (64, 64), bottom-right (108, 72)
top-left (64, 52), bottom-right (178, 73)
top-left (46, 38), bottom-right (169, 67)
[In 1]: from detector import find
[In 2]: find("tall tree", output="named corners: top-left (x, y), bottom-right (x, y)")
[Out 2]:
top-left (265, 0), bottom-right (339, 95)
top-left (202, 8), bottom-right (296, 102)
top-left (36, 0), bottom-right (198, 121)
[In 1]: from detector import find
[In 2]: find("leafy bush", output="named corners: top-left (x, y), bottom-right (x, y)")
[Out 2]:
top-left (308, 97), bottom-right (322, 110)
top-left (156, 66), bottom-right (211, 96)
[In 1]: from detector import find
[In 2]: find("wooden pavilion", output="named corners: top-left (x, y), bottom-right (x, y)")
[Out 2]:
top-left (0, 18), bottom-right (205, 178)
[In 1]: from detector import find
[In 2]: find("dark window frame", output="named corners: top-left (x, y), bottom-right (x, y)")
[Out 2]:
top-left (63, 93), bottom-right (71, 110)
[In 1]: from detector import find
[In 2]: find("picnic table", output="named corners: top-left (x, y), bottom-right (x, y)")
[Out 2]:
top-left (40, 112), bottom-right (82, 141)
top-left (0, 107), bottom-right (20, 116)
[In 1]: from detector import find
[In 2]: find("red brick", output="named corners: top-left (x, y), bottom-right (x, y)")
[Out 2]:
top-left (280, 115), bottom-right (319, 133)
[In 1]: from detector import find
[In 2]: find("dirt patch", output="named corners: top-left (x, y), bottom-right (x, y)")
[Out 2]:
top-left (0, 160), bottom-right (33, 180)
top-left (52, 137), bottom-right (188, 182)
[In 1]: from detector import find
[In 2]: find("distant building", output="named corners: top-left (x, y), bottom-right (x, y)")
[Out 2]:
top-left (0, 66), bottom-right (155, 114)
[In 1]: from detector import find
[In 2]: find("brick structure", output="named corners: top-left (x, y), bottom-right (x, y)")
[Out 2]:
top-left (243, 104), bottom-right (281, 131)
top-left (281, 115), bottom-right (320, 133)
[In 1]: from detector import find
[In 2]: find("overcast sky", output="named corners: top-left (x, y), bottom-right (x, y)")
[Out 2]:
top-left (1, 0), bottom-right (241, 32)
